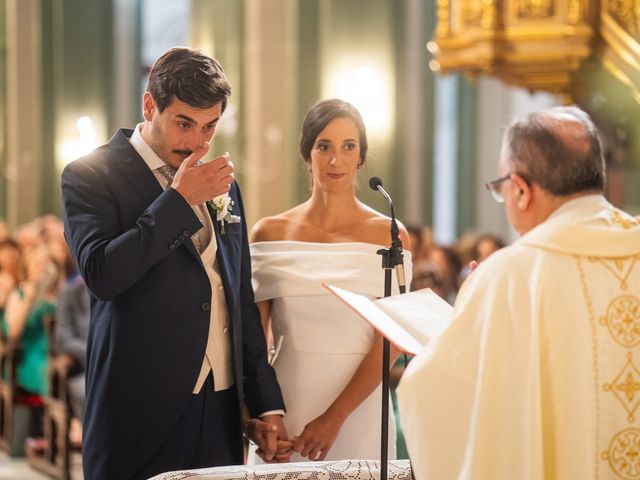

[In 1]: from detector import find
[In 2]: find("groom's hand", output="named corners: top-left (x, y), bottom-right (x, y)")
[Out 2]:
top-left (172, 143), bottom-right (235, 206)
top-left (245, 415), bottom-right (292, 463)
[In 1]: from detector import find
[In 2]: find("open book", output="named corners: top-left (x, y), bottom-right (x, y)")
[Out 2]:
top-left (323, 284), bottom-right (454, 355)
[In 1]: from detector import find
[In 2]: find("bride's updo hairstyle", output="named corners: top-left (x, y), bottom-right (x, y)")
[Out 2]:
top-left (299, 99), bottom-right (368, 172)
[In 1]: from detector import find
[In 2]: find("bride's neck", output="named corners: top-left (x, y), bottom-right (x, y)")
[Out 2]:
top-left (305, 189), bottom-right (361, 230)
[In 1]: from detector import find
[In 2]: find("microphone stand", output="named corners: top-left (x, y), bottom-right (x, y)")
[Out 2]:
top-left (371, 179), bottom-right (406, 480)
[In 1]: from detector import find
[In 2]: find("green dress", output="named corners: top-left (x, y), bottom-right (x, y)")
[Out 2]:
top-left (0, 290), bottom-right (55, 396)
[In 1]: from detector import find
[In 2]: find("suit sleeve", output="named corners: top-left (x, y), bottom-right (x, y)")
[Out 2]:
top-left (233, 186), bottom-right (285, 416)
top-left (61, 158), bottom-right (203, 301)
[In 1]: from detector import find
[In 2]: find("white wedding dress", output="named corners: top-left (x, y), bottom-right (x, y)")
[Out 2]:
top-left (249, 241), bottom-right (411, 462)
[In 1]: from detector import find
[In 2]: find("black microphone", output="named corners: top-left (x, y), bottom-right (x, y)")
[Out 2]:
top-left (369, 177), bottom-right (406, 294)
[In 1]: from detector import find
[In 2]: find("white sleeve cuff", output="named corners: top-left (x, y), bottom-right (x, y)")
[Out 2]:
top-left (259, 409), bottom-right (285, 418)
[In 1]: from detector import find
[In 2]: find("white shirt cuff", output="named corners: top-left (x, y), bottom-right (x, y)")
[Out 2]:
top-left (259, 409), bottom-right (285, 418)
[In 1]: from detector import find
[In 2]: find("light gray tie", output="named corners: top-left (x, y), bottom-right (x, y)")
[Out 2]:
top-left (157, 165), bottom-right (177, 187)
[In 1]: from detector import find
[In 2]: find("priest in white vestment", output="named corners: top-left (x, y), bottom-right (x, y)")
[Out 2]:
top-left (398, 106), bottom-right (640, 480)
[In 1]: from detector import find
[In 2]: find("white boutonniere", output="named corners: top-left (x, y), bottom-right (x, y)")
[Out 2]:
top-left (208, 194), bottom-right (235, 234)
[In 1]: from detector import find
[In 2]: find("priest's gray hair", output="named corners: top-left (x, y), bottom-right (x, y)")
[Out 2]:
top-left (501, 106), bottom-right (605, 196)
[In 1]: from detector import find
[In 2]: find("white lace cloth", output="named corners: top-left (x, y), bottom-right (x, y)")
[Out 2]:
top-left (149, 459), bottom-right (412, 480)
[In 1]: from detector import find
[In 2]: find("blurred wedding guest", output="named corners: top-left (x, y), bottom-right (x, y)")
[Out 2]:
top-left (54, 273), bottom-right (90, 446)
top-left (250, 99), bottom-right (411, 462)
top-left (409, 261), bottom-right (446, 298)
top-left (1, 243), bottom-right (60, 435)
top-left (472, 233), bottom-right (505, 262)
top-left (28, 215), bottom-right (77, 281)
top-left (0, 238), bottom-right (22, 314)
top-left (398, 106), bottom-right (640, 480)
top-left (406, 224), bottom-right (432, 263)
top-left (424, 244), bottom-right (462, 303)
top-left (15, 221), bottom-right (42, 251)
top-left (61, 47), bottom-right (284, 480)
top-left (454, 230), bottom-right (480, 266)
top-left (0, 220), bottom-right (9, 241)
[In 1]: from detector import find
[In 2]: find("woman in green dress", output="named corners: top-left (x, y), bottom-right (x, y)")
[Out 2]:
top-left (2, 243), bottom-right (59, 397)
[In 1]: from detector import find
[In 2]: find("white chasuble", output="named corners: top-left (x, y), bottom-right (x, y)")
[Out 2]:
top-left (398, 195), bottom-right (640, 480)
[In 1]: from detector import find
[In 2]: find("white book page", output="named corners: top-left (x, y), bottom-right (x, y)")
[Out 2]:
top-left (324, 285), bottom-right (454, 355)
top-left (375, 288), bottom-right (453, 350)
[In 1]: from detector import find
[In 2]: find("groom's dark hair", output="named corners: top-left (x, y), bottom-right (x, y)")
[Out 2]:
top-left (146, 47), bottom-right (231, 114)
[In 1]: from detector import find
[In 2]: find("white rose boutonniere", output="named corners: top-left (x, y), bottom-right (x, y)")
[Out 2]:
top-left (208, 193), bottom-right (235, 234)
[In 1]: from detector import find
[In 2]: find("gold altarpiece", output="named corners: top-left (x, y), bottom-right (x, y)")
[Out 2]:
top-left (428, 0), bottom-right (640, 211)
top-left (427, 0), bottom-right (640, 104)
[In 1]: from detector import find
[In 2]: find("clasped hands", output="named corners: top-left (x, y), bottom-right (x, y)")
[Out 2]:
top-left (246, 409), bottom-right (345, 463)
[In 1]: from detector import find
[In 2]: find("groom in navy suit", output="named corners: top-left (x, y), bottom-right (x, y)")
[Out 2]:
top-left (61, 47), bottom-right (287, 480)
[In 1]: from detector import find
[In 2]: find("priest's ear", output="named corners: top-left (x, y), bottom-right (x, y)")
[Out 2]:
top-left (512, 173), bottom-right (532, 210)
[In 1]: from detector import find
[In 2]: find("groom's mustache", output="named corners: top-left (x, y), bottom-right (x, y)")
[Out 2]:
top-left (173, 149), bottom-right (193, 156)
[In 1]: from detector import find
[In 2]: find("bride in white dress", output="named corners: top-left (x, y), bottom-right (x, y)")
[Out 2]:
top-left (249, 99), bottom-right (411, 462)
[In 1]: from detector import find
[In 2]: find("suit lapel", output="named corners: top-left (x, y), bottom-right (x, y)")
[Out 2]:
top-left (109, 129), bottom-right (163, 207)
top-left (109, 129), bottom-right (202, 261)
top-left (208, 202), bottom-right (234, 294)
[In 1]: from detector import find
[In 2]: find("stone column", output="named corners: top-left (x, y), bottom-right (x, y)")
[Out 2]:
top-left (242, 0), bottom-right (298, 226)
top-left (5, 0), bottom-right (42, 228)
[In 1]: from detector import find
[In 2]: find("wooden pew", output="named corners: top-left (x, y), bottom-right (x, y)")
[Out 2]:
top-left (0, 336), bottom-right (17, 453)
top-left (26, 314), bottom-right (74, 480)
top-left (0, 331), bottom-right (47, 457)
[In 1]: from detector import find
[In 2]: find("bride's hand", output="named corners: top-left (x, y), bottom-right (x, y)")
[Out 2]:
top-left (292, 408), bottom-right (347, 461)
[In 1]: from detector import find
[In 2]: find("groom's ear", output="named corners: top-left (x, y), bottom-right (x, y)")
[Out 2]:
top-left (142, 92), bottom-right (156, 121)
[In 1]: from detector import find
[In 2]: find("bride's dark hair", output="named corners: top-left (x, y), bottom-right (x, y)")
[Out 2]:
top-left (299, 99), bottom-right (368, 170)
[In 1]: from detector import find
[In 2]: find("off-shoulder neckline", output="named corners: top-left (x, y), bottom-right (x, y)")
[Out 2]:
top-left (250, 240), bottom-right (388, 249)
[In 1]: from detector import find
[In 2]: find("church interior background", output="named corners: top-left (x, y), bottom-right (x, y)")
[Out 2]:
top-left (1, 0), bottom-right (639, 244)
top-left (1, 0), bottom-right (640, 478)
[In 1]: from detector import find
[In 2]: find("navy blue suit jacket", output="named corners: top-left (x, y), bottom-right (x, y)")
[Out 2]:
top-left (61, 129), bottom-right (284, 480)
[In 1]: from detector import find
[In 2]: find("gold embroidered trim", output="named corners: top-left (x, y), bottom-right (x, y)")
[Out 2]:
top-left (605, 352), bottom-right (640, 423)
top-left (611, 210), bottom-right (640, 230)
top-left (601, 428), bottom-right (640, 479)
top-left (590, 255), bottom-right (639, 290)
top-left (600, 295), bottom-right (640, 348)
top-left (577, 255), bottom-right (601, 478)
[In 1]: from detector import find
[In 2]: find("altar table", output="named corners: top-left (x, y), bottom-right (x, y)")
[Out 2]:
top-left (149, 459), bottom-right (413, 480)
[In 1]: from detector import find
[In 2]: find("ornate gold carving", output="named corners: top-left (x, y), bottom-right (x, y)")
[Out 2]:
top-left (599, 295), bottom-right (640, 347)
top-left (602, 428), bottom-right (640, 479)
top-left (460, 0), bottom-right (496, 29)
top-left (429, 0), bottom-right (594, 98)
top-left (462, 0), bottom-right (482, 26)
top-left (480, 0), bottom-right (497, 29)
top-left (568, 0), bottom-right (584, 24)
top-left (517, 0), bottom-right (554, 18)
top-left (604, 352), bottom-right (640, 423)
top-left (608, 0), bottom-right (640, 41)
top-left (612, 210), bottom-right (640, 229)
top-left (436, 0), bottom-right (450, 37)
top-left (430, 0), bottom-right (640, 102)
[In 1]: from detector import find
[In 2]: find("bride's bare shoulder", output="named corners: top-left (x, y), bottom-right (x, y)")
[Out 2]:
top-left (358, 206), bottom-right (412, 249)
top-left (250, 206), bottom-right (305, 243)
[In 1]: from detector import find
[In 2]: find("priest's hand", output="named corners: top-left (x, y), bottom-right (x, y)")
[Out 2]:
top-left (292, 408), bottom-right (346, 461)
top-left (245, 415), bottom-right (292, 463)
